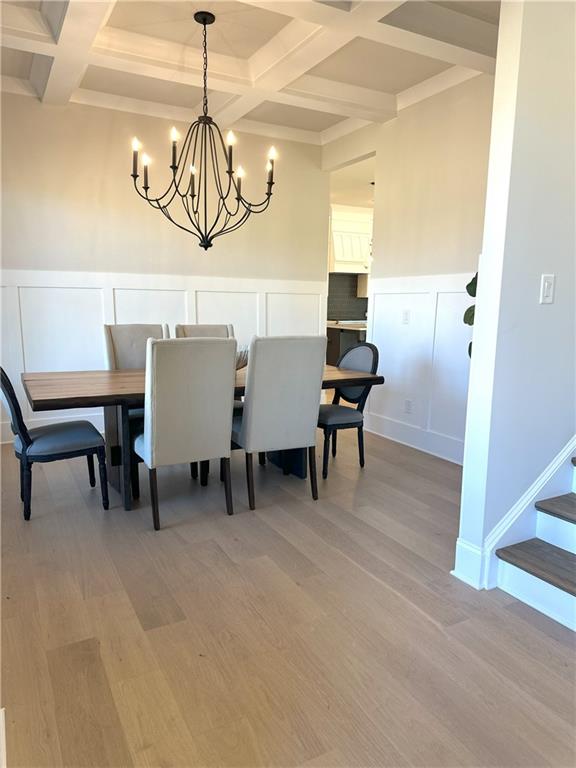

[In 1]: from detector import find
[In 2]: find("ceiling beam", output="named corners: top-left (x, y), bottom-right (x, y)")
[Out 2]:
top-left (242, 0), bottom-right (495, 73)
top-left (34, 1), bottom-right (116, 104)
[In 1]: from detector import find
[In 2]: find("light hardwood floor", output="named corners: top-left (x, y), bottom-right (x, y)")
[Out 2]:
top-left (2, 430), bottom-right (575, 768)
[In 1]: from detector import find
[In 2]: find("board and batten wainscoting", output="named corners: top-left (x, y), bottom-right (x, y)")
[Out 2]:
top-left (365, 273), bottom-right (474, 464)
top-left (0, 270), bottom-right (327, 442)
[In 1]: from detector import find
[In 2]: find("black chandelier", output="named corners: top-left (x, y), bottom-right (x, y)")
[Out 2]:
top-left (130, 10), bottom-right (277, 250)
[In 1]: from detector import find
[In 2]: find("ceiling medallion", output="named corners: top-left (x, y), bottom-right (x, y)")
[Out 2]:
top-left (130, 11), bottom-right (277, 250)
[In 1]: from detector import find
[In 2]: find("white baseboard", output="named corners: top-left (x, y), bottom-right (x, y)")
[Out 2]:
top-left (497, 560), bottom-right (576, 631)
top-left (364, 412), bottom-right (463, 464)
top-left (453, 433), bottom-right (576, 590)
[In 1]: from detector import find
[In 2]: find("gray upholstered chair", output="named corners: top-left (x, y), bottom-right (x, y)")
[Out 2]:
top-left (317, 342), bottom-right (379, 479)
top-left (133, 337), bottom-right (237, 530)
top-left (103, 323), bottom-right (169, 498)
top-left (1, 368), bottom-right (108, 519)
top-left (232, 335), bottom-right (326, 509)
top-left (175, 324), bottom-right (234, 339)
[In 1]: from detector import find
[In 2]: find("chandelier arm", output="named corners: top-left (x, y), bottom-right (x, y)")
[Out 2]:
top-left (208, 125), bottom-right (241, 217)
top-left (211, 207), bottom-right (253, 241)
top-left (190, 122), bottom-right (202, 215)
top-left (183, 193), bottom-right (205, 237)
top-left (159, 203), bottom-right (203, 243)
top-left (173, 121), bottom-right (199, 198)
top-left (210, 122), bottom-right (234, 202)
top-left (214, 123), bottom-right (243, 201)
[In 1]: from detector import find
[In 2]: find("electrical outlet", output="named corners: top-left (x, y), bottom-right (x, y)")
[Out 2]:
top-left (540, 274), bottom-right (555, 304)
top-left (404, 399), bottom-right (413, 415)
top-left (401, 310), bottom-right (410, 325)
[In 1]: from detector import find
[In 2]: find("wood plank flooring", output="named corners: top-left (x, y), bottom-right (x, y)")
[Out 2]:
top-left (2, 429), bottom-right (575, 768)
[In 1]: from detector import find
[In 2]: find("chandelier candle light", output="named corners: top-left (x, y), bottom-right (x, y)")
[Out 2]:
top-left (130, 10), bottom-right (277, 250)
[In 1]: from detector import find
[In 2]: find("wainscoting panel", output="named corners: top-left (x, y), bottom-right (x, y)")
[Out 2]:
top-left (266, 293), bottom-right (321, 336)
top-left (0, 270), bottom-right (327, 440)
top-left (365, 274), bottom-right (473, 464)
top-left (113, 288), bottom-right (187, 333)
top-left (429, 292), bottom-right (472, 441)
top-left (195, 291), bottom-right (258, 347)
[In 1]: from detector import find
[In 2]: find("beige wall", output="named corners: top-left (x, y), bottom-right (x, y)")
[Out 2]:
top-left (371, 74), bottom-right (494, 278)
top-left (1, 93), bottom-right (329, 281)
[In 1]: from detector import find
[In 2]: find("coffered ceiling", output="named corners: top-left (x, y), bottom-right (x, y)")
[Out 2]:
top-left (0, 0), bottom-right (498, 145)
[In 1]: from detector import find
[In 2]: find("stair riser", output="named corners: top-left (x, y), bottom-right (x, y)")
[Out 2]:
top-left (497, 560), bottom-right (576, 630)
top-left (536, 511), bottom-right (576, 554)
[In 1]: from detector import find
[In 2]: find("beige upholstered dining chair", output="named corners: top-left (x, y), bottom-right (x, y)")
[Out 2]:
top-left (103, 323), bottom-right (170, 499)
top-left (103, 323), bottom-right (170, 369)
top-left (232, 335), bottom-right (326, 510)
top-left (175, 324), bottom-right (234, 339)
top-left (133, 337), bottom-right (237, 529)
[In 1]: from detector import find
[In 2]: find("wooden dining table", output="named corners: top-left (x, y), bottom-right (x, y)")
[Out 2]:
top-left (22, 365), bottom-right (384, 511)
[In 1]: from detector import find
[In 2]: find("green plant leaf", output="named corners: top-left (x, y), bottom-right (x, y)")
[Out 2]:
top-left (463, 305), bottom-right (475, 325)
top-left (466, 273), bottom-right (478, 298)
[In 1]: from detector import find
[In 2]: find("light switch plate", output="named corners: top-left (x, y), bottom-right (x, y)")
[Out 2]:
top-left (540, 274), bottom-right (555, 304)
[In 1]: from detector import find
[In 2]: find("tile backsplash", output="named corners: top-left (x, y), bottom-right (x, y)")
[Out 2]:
top-left (327, 273), bottom-right (368, 320)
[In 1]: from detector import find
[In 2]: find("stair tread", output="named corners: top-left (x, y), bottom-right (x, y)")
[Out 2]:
top-left (535, 493), bottom-right (576, 524)
top-left (496, 538), bottom-right (576, 596)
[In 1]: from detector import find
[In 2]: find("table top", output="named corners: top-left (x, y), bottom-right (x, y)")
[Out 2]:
top-left (22, 366), bottom-right (384, 411)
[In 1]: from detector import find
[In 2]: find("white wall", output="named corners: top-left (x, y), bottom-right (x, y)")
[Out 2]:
top-left (0, 269), bottom-right (327, 440)
top-left (356, 75), bottom-right (493, 459)
top-left (366, 274), bottom-right (473, 463)
top-left (372, 74), bottom-right (494, 279)
top-left (455, 1), bottom-right (576, 587)
top-left (1, 93), bottom-right (329, 281)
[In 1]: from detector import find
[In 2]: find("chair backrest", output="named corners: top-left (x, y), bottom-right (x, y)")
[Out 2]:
top-left (335, 342), bottom-right (379, 411)
top-left (175, 324), bottom-right (234, 339)
top-left (103, 324), bottom-right (169, 369)
top-left (239, 336), bottom-right (326, 453)
top-left (0, 367), bottom-right (31, 448)
top-left (140, 337), bottom-right (237, 468)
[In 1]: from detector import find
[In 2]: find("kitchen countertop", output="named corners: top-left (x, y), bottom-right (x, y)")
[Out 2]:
top-left (327, 321), bottom-right (367, 331)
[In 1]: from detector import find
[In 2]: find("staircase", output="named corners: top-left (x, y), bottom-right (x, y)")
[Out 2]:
top-left (496, 481), bottom-right (576, 630)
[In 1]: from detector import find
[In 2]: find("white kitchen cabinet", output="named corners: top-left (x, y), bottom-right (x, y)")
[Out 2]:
top-left (329, 205), bottom-right (373, 274)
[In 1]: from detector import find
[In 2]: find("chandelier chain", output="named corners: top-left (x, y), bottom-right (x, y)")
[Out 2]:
top-left (202, 23), bottom-right (208, 116)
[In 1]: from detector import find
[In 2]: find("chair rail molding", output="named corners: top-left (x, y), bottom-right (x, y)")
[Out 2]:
top-left (365, 272), bottom-right (474, 464)
top-left (0, 269), bottom-right (327, 442)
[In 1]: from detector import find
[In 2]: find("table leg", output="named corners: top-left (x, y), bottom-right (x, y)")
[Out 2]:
top-left (119, 404), bottom-right (132, 511)
top-left (104, 405), bottom-right (121, 491)
top-left (268, 448), bottom-right (307, 479)
top-left (103, 404), bottom-right (132, 509)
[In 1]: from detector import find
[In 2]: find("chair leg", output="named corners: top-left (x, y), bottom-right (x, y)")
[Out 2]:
top-left (19, 459), bottom-right (24, 502)
top-left (220, 458), bottom-right (225, 482)
top-left (258, 452), bottom-right (266, 466)
top-left (322, 429), bottom-right (330, 479)
top-left (200, 460), bottom-right (209, 487)
top-left (130, 456), bottom-right (140, 500)
top-left (358, 426), bottom-right (365, 468)
top-left (222, 457), bottom-right (233, 516)
top-left (190, 462), bottom-right (198, 479)
top-left (87, 454), bottom-right (96, 487)
top-left (308, 446), bottom-right (318, 501)
top-left (331, 430), bottom-right (337, 458)
top-left (149, 468), bottom-right (160, 531)
top-left (22, 460), bottom-right (32, 520)
top-left (96, 447), bottom-right (109, 510)
top-left (245, 453), bottom-right (255, 510)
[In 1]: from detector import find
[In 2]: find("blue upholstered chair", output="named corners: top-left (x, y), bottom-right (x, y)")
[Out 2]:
top-left (1, 368), bottom-right (109, 520)
top-left (317, 342), bottom-right (380, 479)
